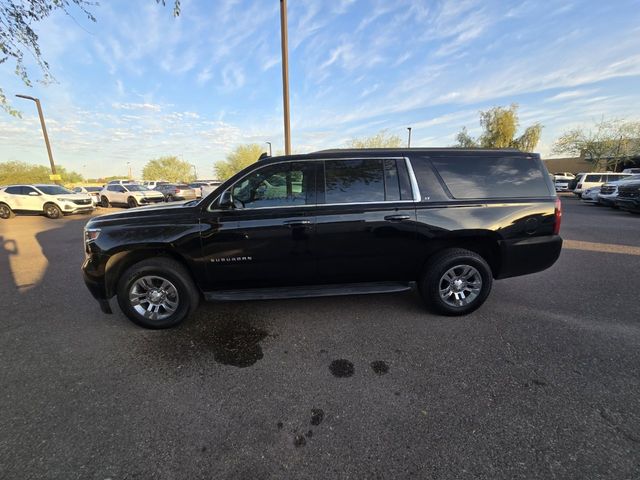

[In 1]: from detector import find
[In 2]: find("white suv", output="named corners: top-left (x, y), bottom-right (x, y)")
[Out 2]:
top-left (99, 183), bottom-right (165, 208)
top-left (0, 184), bottom-right (94, 219)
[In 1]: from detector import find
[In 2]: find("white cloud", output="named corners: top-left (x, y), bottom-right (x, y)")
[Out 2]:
top-left (112, 103), bottom-right (162, 112)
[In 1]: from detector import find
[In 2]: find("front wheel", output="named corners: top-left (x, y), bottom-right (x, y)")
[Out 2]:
top-left (127, 197), bottom-right (138, 208)
top-left (116, 257), bottom-right (200, 329)
top-left (101, 196), bottom-right (110, 208)
top-left (0, 203), bottom-right (15, 219)
top-left (44, 203), bottom-right (62, 219)
top-left (419, 248), bottom-right (493, 316)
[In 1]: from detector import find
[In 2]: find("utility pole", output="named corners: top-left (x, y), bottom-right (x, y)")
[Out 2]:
top-left (279, 0), bottom-right (291, 155)
top-left (16, 94), bottom-right (58, 182)
top-left (407, 127), bottom-right (412, 148)
top-left (266, 141), bottom-right (272, 156)
top-left (127, 162), bottom-right (132, 180)
top-left (191, 164), bottom-right (198, 179)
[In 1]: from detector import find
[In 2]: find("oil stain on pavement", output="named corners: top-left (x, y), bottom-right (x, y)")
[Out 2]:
top-left (370, 360), bottom-right (389, 375)
top-left (329, 359), bottom-right (355, 377)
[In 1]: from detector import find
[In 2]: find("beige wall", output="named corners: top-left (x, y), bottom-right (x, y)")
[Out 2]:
top-left (542, 157), bottom-right (594, 174)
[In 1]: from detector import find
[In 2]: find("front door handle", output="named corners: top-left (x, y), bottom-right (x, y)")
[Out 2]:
top-left (283, 219), bottom-right (312, 227)
top-left (384, 214), bottom-right (411, 222)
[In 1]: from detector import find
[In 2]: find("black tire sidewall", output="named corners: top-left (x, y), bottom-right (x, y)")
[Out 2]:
top-left (44, 203), bottom-right (62, 219)
top-left (421, 251), bottom-right (493, 316)
top-left (128, 197), bottom-right (138, 208)
top-left (101, 196), bottom-right (110, 208)
top-left (116, 262), bottom-right (196, 329)
top-left (0, 204), bottom-right (13, 219)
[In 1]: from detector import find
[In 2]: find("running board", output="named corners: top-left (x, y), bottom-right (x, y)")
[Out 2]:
top-left (203, 282), bottom-right (413, 302)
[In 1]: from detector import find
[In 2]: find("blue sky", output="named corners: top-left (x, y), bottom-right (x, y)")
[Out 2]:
top-left (1, 0), bottom-right (640, 179)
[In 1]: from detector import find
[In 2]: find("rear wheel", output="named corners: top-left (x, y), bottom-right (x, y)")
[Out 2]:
top-left (116, 257), bottom-right (200, 329)
top-left (43, 203), bottom-right (62, 219)
top-left (166, 194), bottom-right (174, 202)
top-left (419, 248), bottom-right (493, 316)
top-left (0, 203), bottom-right (14, 219)
top-left (127, 197), bottom-right (138, 208)
top-left (101, 196), bottom-right (110, 208)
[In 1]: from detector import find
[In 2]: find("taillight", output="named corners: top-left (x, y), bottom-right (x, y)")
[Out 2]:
top-left (553, 197), bottom-right (562, 235)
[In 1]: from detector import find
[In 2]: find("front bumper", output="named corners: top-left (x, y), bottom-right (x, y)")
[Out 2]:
top-left (139, 196), bottom-right (165, 204)
top-left (496, 235), bottom-right (563, 279)
top-left (63, 204), bottom-right (95, 214)
top-left (597, 195), bottom-right (617, 206)
top-left (82, 253), bottom-right (113, 313)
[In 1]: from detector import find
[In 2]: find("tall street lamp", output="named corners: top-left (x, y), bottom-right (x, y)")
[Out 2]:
top-left (279, 0), bottom-right (291, 155)
top-left (191, 163), bottom-right (198, 179)
top-left (407, 127), bottom-right (412, 148)
top-left (15, 94), bottom-right (58, 181)
top-left (266, 141), bottom-right (272, 156)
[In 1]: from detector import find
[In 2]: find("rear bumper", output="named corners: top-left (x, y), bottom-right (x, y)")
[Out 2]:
top-left (615, 198), bottom-right (640, 212)
top-left (496, 235), bottom-right (562, 279)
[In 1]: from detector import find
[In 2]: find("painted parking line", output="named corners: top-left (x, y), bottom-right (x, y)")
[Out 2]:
top-left (564, 239), bottom-right (640, 256)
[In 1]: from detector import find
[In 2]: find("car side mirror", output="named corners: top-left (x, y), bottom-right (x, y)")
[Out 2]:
top-left (218, 189), bottom-right (234, 209)
top-left (28, 191), bottom-right (40, 196)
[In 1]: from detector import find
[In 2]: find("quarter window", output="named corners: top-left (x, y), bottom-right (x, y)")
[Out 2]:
top-left (584, 174), bottom-right (602, 182)
top-left (231, 163), bottom-right (313, 209)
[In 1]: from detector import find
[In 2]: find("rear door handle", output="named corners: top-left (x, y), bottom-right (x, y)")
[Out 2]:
top-left (384, 214), bottom-right (411, 222)
top-left (283, 219), bottom-right (312, 227)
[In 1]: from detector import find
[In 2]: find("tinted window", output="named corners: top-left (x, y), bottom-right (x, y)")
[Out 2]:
top-left (23, 186), bottom-right (39, 195)
top-left (410, 158), bottom-right (449, 201)
top-left (37, 185), bottom-right (72, 195)
top-left (431, 156), bottom-right (550, 199)
top-left (124, 184), bottom-right (148, 192)
top-left (584, 174), bottom-right (602, 182)
top-left (324, 159), bottom-right (386, 203)
top-left (4, 186), bottom-right (22, 195)
top-left (232, 162), bottom-right (313, 208)
top-left (85, 187), bottom-right (101, 192)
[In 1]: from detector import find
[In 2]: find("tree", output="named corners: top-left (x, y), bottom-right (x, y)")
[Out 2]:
top-left (348, 130), bottom-right (403, 148)
top-left (0, 160), bottom-right (83, 184)
top-left (553, 118), bottom-right (640, 171)
top-left (454, 104), bottom-right (542, 152)
top-left (214, 144), bottom-right (265, 180)
top-left (142, 156), bottom-right (194, 182)
top-left (0, 0), bottom-right (180, 116)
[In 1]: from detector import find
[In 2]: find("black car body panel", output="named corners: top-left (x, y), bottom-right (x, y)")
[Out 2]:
top-left (82, 148), bottom-right (562, 309)
top-left (615, 180), bottom-right (640, 212)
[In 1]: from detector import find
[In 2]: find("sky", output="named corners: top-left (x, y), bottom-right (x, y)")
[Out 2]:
top-left (1, 0), bottom-right (640, 179)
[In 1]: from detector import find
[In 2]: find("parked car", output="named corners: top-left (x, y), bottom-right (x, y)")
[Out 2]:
top-left (156, 183), bottom-right (199, 201)
top-left (581, 186), bottom-right (601, 203)
top-left (82, 148), bottom-right (562, 329)
top-left (554, 172), bottom-right (575, 179)
top-left (0, 184), bottom-right (94, 219)
top-left (622, 168), bottom-right (640, 174)
top-left (107, 179), bottom-right (136, 185)
top-left (615, 180), bottom-right (640, 213)
top-left (597, 175), bottom-right (640, 206)
top-left (574, 172), bottom-right (631, 195)
top-left (568, 173), bottom-right (585, 191)
top-left (73, 186), bottom-right (103, 206)
top-left (99, 183), bottom-right (165, 208)
top-left (142, 180), bottom-right (168, 190)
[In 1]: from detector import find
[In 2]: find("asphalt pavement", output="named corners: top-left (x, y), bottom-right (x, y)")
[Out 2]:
top-left (1, 196), bottom-right (639, 479)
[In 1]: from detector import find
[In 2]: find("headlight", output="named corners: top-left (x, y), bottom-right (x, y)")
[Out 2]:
top-left (84, 228), bottom-right (101, 242)
top-left (57, 198), bottom-right (71, 202)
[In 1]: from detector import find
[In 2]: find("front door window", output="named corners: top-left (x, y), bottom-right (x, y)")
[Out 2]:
top-left (231, 163), bottom-right (313, 209)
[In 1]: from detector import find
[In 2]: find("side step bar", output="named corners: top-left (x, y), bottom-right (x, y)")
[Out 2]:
top-left (203, 282), bottom-right (413, 302)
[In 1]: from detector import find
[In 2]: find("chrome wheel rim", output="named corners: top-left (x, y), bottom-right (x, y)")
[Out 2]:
top-left (46, 205), bottom-right (59, 218)
top-left (129, 275), bottom-right (180, 321)
top-left (439, 265), bottom-right (482, 307)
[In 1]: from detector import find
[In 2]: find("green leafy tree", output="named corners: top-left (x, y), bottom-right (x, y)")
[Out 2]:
top-left (0, 160), bottom-right (83, 184)
top-left (0, 0), bottom-right (180, 116)
top-left (214, 144), bottom-right (265, 180)
top-left (553, 118), bottom-right (640, 171)
top-left (142, 156), bottom-right (194, 182)
top-left (348, 130), bottom-right (403, 148)
top-left (454, 104), bottom-right (542, 152)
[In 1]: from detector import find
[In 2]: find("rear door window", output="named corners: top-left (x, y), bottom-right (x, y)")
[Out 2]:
top-left (430, 156), bottom-right (551, 199)
top-left (584, 174), bottom-right (602, 182)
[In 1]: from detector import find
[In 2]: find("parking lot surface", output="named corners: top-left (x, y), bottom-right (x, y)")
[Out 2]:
top-left (1, 196), bottom-right (639, 479)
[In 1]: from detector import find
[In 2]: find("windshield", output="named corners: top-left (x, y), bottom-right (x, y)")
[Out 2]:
top-left (37, 185), bottom-right (73, 195)
top-left (85, 186), bottom-right (102, 192)
top-left (124, 184), bottom-right (149, 192)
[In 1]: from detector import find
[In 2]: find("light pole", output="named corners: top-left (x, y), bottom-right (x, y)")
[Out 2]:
top-left (266, 141), bottom-right (272, 156)
top-left (191, 163), bottom-right (198, 179)
top-left (407, 127), bottom-right (412, 148)
top-left (127, 162), bottom-right (132, 180)
top-left (279, 0), bottom-right (291, 155)
top-left (15, 94), bottom-right (58, 181)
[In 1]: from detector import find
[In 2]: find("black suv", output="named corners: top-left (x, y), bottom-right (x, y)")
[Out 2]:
top-left (82, 148), bottom-right (562, 329)
top-left (615, 180), bottom-right (640, 213)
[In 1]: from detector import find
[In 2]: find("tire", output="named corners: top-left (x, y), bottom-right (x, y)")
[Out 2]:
top-left (0, 203), bottom-right (15, 219)
top-left (116, 257), bottom-right (200, 329)
top-left (419, 248), bottom-right (493, 316)
top-left (166, 195), bottom-right (174, 202)
top-left (127, 197), bottom-right (138, 208)
top-left (43, 203), bottom-right (62, 219)
top-left (101, 196), bottom-right (110, 208)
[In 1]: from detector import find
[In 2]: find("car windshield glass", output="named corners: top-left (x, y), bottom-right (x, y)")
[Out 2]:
top-left (37, 185), bottom-right (73, 195)
top-left (125, 184), bottom-right (148, 192)
top-left (85, 187), bottom-right (102, 192)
